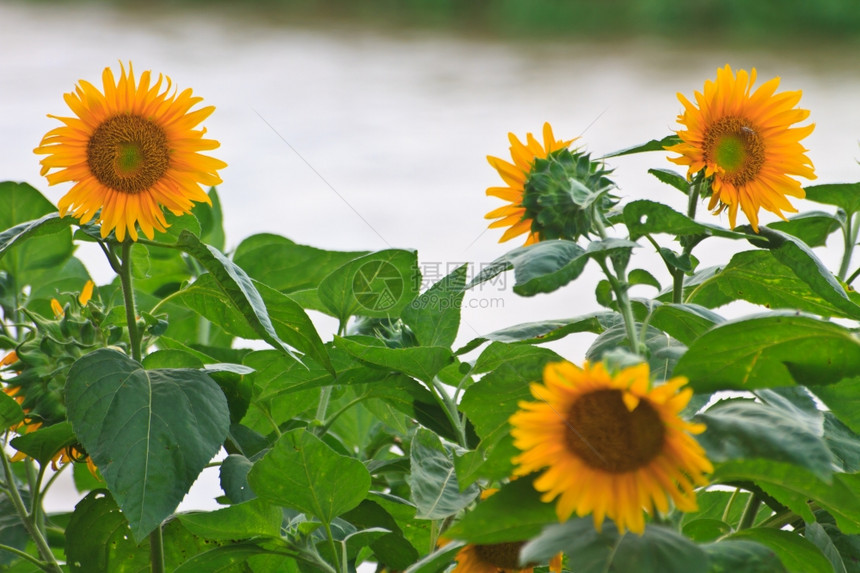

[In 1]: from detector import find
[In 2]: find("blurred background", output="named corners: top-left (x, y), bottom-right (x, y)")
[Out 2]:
top-left (2, 0), bottom-right (859, 512)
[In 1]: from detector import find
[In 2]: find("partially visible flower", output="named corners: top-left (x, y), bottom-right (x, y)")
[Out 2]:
top-left (666, 64), bottom-right (816, 231)
top-left (79, 280), bottom-right (95, 306)
top-left (510, 361), bottom-right (712, 535)
top-left (443, 489), bottom-right (563, 573)
top-left (50, 298), bottom-right (64, 318)
top-left (34, 62), bottom-right (226, 242)
top-left (0, 350), bottom-right (17, 368)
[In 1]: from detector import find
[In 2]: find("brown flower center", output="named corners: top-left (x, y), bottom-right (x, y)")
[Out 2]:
top-left (564, 389), bottom-right (665, 473)
top-left (473, 541), bottom-right (526, 571)
top-left (702, 116), bottom-right (765, 186)
top-left (87, 114), bottom-right (170, 194)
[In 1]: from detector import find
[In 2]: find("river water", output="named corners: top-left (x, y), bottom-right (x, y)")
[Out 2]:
top-left (2, 1), bottom-right (859, 511)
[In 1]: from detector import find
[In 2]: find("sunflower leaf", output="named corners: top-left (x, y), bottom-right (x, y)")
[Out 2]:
top-left (408, 428), bottom-right (479, 520)
top-left (674, 313), bottom-right (860, 392)
top-left (803, 183), bottom-right (860, 216)
top-left (469, 240), bottom-right (588, 297)
top-left (521, 519), bottom-right (708, 573)
top-left (701, 540), bottom-right (788, 573)
top-left (602, 135), bottom-right (682, 158)
top-left (768, 211), bottom-right (842, 248)
top-left (402, 264), bottom-right (467, 348)
top-left (623, 199), bottom-right (752, 241)
top-left (728, 528), bottom-right (833, 573)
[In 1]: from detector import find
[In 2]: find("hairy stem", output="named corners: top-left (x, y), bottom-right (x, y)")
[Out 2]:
top-left (838, 212), bottom-right (859, 281)
top-left (119, 241), bottom-right (142, 363)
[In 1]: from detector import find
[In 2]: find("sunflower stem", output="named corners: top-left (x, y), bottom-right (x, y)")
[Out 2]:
top-left (119, 240), bottom-right (143, 363)
top-left (0, 544), bottom-right (50, 570)
top-left (838, 212), bottom-right (859, 282)
top-left (0, 440), bottom-right (62, 573)
top-left (149, 524), bottom-right (165, 573)
top-left (738, 492), bottom-right (762, 530)
top-left (672, 176), bottom-right (703, 303)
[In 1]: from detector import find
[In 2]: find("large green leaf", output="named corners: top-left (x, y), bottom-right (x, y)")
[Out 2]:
top-left (674, 314), bottom-right (860, 392)
top-left (233, 233), bottom-right (367, 293)
top-left (248, 428), bottom-right (370, 524)
top-left (9, 421), bottom-right (76, 465)
top-left (712, 459), bottom-right (860, 534)
top-left (586, 323), bottom-right (685, 380)
top-left (701, 540), bottom-right (787, 573)
top-left (602, 135), bottom-right (682, 158)
top-left (769, 211), bottom-right (841, 248)
top-left (401, 265), bottom-right (467, 348)
top-left (630, 300), bottom-right (723, 346)
top-left (65, 348), bottom-right (230, 541)
top-left (191, 187), bottom-right (225, 251)
top-left (178, 498), bottom-right (282, 540)
top-left (685, 249), bottom-right (860, 319)
top-left (623, 200), bottom-right (751, 241)
top-left (442, 476), bottom-right (556, 543)
top-left (521, 519), bottom-right (708, 573)
top-left (803, 183), bottom-right (860, 216)
top-left (341, 500), bottom-right (420, 570)
top-left (176, 231), bottom-right (300, 361)
top-left (456, 312), bottom-right (619, 355)
top-left (0, 389), bottom-right (24, 429)
top-left (729, 529), bottom-right (833, 573)
top-left (469, 240), bottom-right (588, 297)
top-left (695, 400), bottom-right (832, 481)
top-left (811, 377), bottom-right (860, 435)
top-left (408, 428), bottom-right (479, 520)
top-left (804, 521), bottom-right (848, 573)
top-left (165, 273), bottom-right (332, 372)
top-left (0, 182), bottom-right (74, 289)
top-left (334, 336), bottom-right (452, 383)
top-left (319, 249), bottom-right (420, 321)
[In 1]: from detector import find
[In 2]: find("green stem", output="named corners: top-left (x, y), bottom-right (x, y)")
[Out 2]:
top-left (721, 488), bottom-right (740, 523)
top-left (838, 212), bottom-right (859, 282)
top-left (323, 521), bottom-right (341, 573)
top-left (738, 493), bottom-right (762, 530)
top-left (0, 446), bottom-right (62, 573)
top-left (673, 177), bottom-right (703, 303)
top-left (597, 258), bottom-right (640, 356)
top-left (119, 241), bottom-right (142, 363)
top-left (428, 378), bottom-right (468, 448)
top-left (149, 524), bottom-right (165, 573)
top-left (0, 544), bottom-right (50, 570)
top-left (846, 265), bottom-right (860, 286)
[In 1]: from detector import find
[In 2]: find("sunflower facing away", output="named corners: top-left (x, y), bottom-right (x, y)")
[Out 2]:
top-left (510, 361), bottom-right (712, 535)
top-left (485, 123), bottom-right (576, 245)
top-left (34, 62), bottom-right (226, 241)
top-left (666, 64), bottom-right (816, 231)
top-left (443, 490), bottom-right (563, 573)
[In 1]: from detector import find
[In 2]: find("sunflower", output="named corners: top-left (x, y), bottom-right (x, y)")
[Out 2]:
top-left (510, 361), bottom-right (712, 535)
top-left (34, 62), bottom-right (226, 242)
top-left (485, 123), bottom-right (576, 245)
top-left (443, 490), bottom-right (563, 573)
top-left (666, 64), bottom-right (816, 231)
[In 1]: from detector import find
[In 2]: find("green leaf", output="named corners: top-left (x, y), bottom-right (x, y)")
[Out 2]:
top-left (803, 183), bottom-right (860, 216)
top-left (334, 336), bottom-right (452, 383)
top-left (682, 519), bottom-right (732, 543)
top-left (686, 249), bottom-right (860, 319)
top-left (220, 454), bottom-right (255, 504)
top-left (9, 421), bottom-right (76, 465)
top-left (812, 377), bottom-right (860, 435)
top-left (455, 312), bottom-right (619, 355)
top-left (401, 264), bottom-right (467, 348)
top-left (473, 341), bottom-right (564, 375)
top-left (192, 187), bottom-right (225, 251)
top-left (176, 230), bottom-right (301, 361)
top-left (749, 226), bottom-right (860, 318)
top-left (408, 428), bottom-right (479, 520)
top-left (65, 348), bottom-right (230, 541)
top-left (804, 521), bottom-right (848, 573)
top-left (0, 493), bottom-right (29, 566)
top-left (674, 314), bottom-right (860, 392)
top-left (172, 544), bottom-right (271, 573)
top-left (319, 249), bottom-right (420, 321)
top-left (648, 167), bottom-right (689, 193)
top-left (694, 400), bottom-right (833, 482)
top-left (586, 323), bottom-right (685, 380)
top-left (712, 459), bottom-right (860, 534)
top-left (167, 273), bottom-right (332, 372)
top-left (521, 519), bottom-right (708, 573)
top-left (769, 211), bottom-right (841, 248)
top-left (0, 182), bottom-right (74, 288)
top-left (469, 240), bottom-right (588, 297)
top-left (813, 510), bottom-right (860, 573)
top-left (341, 500), bottom-right (420, 570)
top-left (602, 135), bottom-right (682, 158)
top-left (629, 268), bottom-right (662, 290)
top-left (248, 428), bottom-right (371, 524)
top-left (0, 389), bottom-right (24, 429)
top-left (403, 541), bottom-right (464, 573)
top-left (631, 300), bottom-right (723, 346)
top-left (443, 476), bottom-right (556, 543)
top-left (233, 233), bottom-right (367, 293)
top-left (729, 528), bottom-right (833, 573)
top-left (623, 199), bottom-right (751, 241)
top-left (822, 412), bottom-right (860, 473)
top-left (178, 498), bottom-right (282, 540)
top-left (702, 540), bottom-right (787, 573)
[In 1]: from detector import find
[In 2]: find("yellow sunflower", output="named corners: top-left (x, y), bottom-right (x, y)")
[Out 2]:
top-left (443, 490), bottom-right (563, 573)
top-left (666, 64), bottom-right (816, 231)
top-left (34, 62), bottom-right (226, 242)
top-left (510, 361), bottom-right (712, 535)
top-left (485, 123), bottom-right (576, 245)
